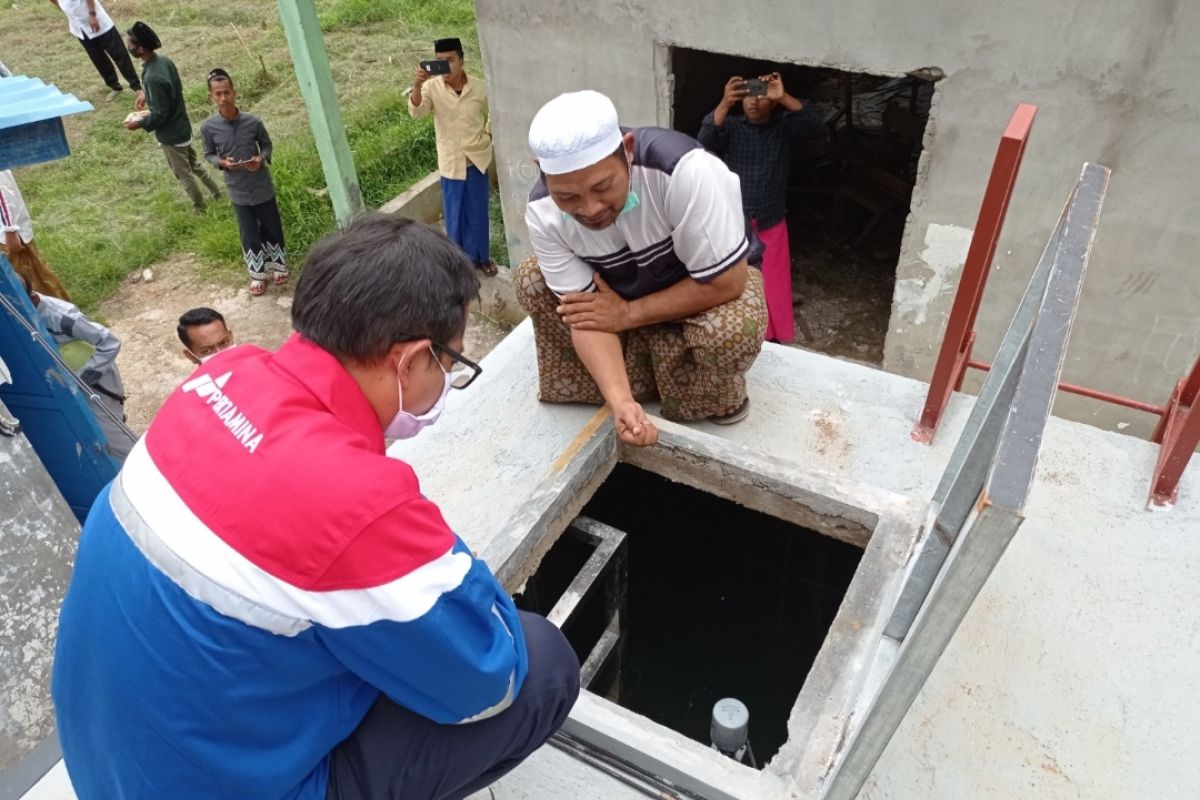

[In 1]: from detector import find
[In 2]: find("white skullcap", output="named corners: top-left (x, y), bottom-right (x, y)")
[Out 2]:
top-left (528, 90), bottom-right (623, 175)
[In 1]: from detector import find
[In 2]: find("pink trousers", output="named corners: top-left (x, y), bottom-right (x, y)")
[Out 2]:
top-left (752, 219), bottom-right (794, 343)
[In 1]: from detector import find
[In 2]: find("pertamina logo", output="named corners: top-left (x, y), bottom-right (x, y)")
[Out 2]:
top-left (180, 371), bottom-right (264, 453)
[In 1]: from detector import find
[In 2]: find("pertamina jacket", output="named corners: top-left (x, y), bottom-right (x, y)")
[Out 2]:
top-left (51, 333), bottom-right (529, 799)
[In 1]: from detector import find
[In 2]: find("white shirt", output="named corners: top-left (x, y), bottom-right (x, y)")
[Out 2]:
top-left (56, 0), bottom-right (115, 40)
top-left (525, 127), bottom-right (748, 300)
top-left (0, 170), bottom-right (34, 242)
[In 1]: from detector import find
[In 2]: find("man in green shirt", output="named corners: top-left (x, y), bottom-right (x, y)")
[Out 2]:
top-left (122, 21), bottom-right (221, 212)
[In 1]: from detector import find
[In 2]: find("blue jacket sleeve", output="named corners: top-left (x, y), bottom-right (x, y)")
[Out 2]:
top-left (315, 537), bottom-right (529, 724)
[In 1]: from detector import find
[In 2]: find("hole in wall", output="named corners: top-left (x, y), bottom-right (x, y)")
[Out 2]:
top-left (671, 47), bottom-right (938, 364)
top-left (516, 463), bottom-right (864, 768)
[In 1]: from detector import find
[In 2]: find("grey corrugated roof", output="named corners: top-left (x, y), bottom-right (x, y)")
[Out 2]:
top-left (0, 75), bottom-right (93, 130)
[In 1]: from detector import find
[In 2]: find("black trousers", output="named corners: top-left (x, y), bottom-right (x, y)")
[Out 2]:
top-left (326, 612), bottom-right (581, 800)
top-left (77, 27), bottom-right (141, 91)
top-left (232, 197), bottom-right (287, 277)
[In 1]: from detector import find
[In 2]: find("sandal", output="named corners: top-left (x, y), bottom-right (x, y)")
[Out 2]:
top-left (709, 396), bottom-right (751, 425)
top-left (475, 260), bottom-right (498, 276)
top-left (249, 278), bottom-right (267, 296)
top-left (271, 271), bottom-right (289, 286)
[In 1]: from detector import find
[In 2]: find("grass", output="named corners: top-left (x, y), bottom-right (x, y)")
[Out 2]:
top-left (1, 0), bottom-right (501, 311)
top-left (319, 0), bottom-right (477, 32)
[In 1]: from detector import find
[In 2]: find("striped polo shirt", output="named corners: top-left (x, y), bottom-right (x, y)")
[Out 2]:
top-left (525, 126), bottom-right (750, 300)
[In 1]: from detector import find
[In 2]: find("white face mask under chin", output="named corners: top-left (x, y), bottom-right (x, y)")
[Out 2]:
top-left (187, 347), bottom-right (218, 364)
top-left (384, 361), bottom-right (453, 440)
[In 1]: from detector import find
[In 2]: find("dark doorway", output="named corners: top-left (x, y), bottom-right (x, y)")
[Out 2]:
top-left (672, 48), bottom-right (937, 365)
top-left (515, 463), bottom-right (863, 767)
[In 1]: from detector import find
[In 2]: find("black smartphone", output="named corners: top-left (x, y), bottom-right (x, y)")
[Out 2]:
top-left (743, 79), bottom-right (767, 97)
top-left (420, 59), bottom-right (452, 76)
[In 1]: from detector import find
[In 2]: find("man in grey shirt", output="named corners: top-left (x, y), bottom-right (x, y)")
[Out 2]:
top-left (200, 68), bottom-right (287, 296)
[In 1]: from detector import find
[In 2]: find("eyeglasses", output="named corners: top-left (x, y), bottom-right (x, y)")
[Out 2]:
top-left (391, 335), bottom-right (480, 389)
top-left (431, 341), bottom-right (482, 389)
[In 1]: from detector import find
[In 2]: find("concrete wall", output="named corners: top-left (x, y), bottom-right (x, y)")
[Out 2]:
top-left (0, 398), bottom-right (79, 775)
top-left (476, 0), bottom-right (1200, 438)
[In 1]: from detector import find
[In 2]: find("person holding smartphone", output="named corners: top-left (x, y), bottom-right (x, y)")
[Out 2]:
top-left (698, 72), bottom-right (824, 344)
top-left (409, 37), bottom-right (497, 276)
top-left (200, 67), bottom-right (288, 296)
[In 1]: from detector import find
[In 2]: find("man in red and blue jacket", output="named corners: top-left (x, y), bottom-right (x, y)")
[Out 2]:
top-left (51, 214), bottom-right (580, 799)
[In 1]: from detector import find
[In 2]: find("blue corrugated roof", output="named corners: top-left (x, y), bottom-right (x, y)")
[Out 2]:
top-left (0, 75), bottom-right (93, 131)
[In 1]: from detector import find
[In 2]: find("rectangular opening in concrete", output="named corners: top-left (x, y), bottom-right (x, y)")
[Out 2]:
top-left (516, 462), bottom-right (864, 768)
top-left (671, 46), bottom-right (935, 364)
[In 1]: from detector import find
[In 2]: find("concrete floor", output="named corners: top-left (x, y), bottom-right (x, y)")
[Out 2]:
top-left (387, 321), bottom-right (1200, 799)
top-left (23, 321), bottom-right (1200, 799)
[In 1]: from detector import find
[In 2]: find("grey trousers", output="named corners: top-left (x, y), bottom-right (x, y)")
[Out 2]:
top-left (326, 612), bottom-right (581, 800)
top-left (161, 143), bottom-right (221, 209)
top-left (92, 392), bottom-right (133, 464)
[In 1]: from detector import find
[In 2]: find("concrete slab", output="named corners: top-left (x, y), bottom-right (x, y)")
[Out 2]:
top-left (484, 744), bottom-right (650, 800)
top-left (23, 323), bottom-right (1200, 798)
top-left (390, 321), bottom-right (1200, 799)
top-left (1, 397), bottom-right (78, 783)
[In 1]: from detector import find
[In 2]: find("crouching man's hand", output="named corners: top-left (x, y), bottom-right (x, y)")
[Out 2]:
top-left (557, 274), bottom-right (635, 333)
top-left (613, 400), bottom-right (658, 448)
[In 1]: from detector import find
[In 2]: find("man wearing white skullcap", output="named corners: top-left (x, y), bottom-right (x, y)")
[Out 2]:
top-left (516, 90), bottom-right (768, 447)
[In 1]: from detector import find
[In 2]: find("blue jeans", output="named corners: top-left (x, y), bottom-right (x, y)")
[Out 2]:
top-left (440, 165), bottom-right (491, 264)
top-left (326, 612), bottom-right (579, 800)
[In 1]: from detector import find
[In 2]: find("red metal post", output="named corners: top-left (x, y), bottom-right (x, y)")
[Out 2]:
top-left (1149, 356), bottom-right (1200, 506)
top-left (913, 104), bottom-right (1038, 444)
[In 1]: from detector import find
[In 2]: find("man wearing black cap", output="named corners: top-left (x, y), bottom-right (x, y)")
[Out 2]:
top-left (123, 21), bottom-right (222, 213)
top-left (410, 37), bottom-right (496, 276)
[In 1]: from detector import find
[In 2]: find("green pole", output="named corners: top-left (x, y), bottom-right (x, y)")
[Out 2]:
top-left (276, 0), bottom-right (364, 227)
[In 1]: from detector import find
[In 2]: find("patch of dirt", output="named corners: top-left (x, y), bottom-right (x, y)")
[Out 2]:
top-left (99, 254), bottom-right (510, 433)
top-left (789, 230), bottom-right (897, 366)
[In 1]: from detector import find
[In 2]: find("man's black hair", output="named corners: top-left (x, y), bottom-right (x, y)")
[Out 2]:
top-left (177, 307), bottom-right (227, 348)
top-left (291, 213), bottom-right (480, 363)
top-left (434, 37), bottom-right (464, 58)
top-left (207, 68), bottom-right (233, 89)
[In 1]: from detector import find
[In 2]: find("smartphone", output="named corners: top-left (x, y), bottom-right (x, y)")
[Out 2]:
top-left (420, 59), bottom-right (452, 76)
top-left (743, 79), bottom-right (767, 97)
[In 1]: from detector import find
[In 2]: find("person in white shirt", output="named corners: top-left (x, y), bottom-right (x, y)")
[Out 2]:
top-left (47, 0), bottom-right (141, 100)
top-left (516, 90), bottom-right (768, 447)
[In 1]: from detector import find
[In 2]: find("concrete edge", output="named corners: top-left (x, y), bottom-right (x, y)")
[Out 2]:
top-left (380, 170), bottom-right (527, 328)
top-left (378, 172), bottom-right (443, 222)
